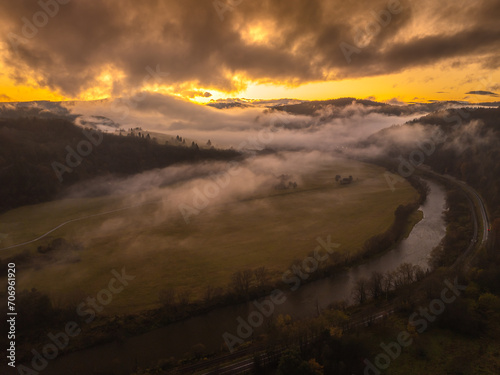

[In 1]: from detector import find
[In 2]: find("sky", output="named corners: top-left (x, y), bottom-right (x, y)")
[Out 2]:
top-left (0, 0), bottom-right (499, 104)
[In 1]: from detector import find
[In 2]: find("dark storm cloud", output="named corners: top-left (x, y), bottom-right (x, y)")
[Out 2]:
top-left (372, 28), bottom-right (500, 74)
top-left (0, 0), bottom-right (499, 96)
top-left (466, 91), bottom-right (498, 97)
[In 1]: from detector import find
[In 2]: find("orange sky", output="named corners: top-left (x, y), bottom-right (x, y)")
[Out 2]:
top-left (2, 62), bottom-right (499, 105)
top-left (0, 0), bottom-right (499, 105)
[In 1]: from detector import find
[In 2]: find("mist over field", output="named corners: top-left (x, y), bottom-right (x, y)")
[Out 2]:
top-left (64, 94), bottom-right (417, 149)
top-left (1, 0), bottom-right (500, 373)
top-left (49, 94), bottom-right (496, 207)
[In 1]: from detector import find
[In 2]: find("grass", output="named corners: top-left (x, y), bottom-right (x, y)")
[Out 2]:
top-left (0, 158), bottom-right (418, 314)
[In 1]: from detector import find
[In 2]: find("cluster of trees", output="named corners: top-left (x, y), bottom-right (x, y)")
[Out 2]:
top-left (230, 267), bottom-right (271, 297)
top-left (272, 98), bottom-right (385, 117)
top-left (352, 263), bottom-right (427, 304)
top-left (275, 181), bottom-right (298, 190)
top-left (277, 350), bottom-right (323, 375)
top-left (36, 237), bottom-right (82, 254)
top-left (129, 131), bottom-right (153, 141)
top-left (271, 98), bottom-right (454, 121)
top-left (402, 107), bottom-right (500, 218)
top-left (362, 106), bottom-right (499, 219)
top-left (158, 288), bottom-right (193, 315)
top-left (271, 248), bottom-right (500, 374)
top-left (157, 267), bottom-right (272, 319)
top-left (294, 225), bottom-right (500, 374)
top-left (334, 175), bottom-right (353, 185)
top-left (430, 188), bottom-right (474, 268)
top-left (274, 174), bottom-right (298, 190)
top-left (0, 118), bottom-right (240, 212)
top-left (361, 177), bottom-right (428, 260)
top-left (420, 109), bottom-right (500, 218)
top-left (172, 135), bottom-right (202, 149)
top-left (474, 222), bottom-right (500, 296)
top-left (175, 135), bottom-right (186, 144)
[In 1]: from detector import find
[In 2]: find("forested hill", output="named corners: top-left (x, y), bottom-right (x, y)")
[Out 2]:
top-left (413, 107), bottom-right (500, 218)
top-left (270, 98), bottom-right (478, 118)
top-left (368, 106), bottom-right (500, 219)
top-left (0, 117), bottom-right (240, 212)
top-left (408, 106), bottom-right (500, 130)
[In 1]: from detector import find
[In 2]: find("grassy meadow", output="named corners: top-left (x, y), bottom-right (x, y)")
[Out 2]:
top-left (0, 158), bottom-right (419, 313)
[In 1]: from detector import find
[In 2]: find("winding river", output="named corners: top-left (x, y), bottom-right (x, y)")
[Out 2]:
top-left (38, 180), bottom-right (446, 375)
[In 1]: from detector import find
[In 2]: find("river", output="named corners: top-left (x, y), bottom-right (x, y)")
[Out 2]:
top-left (36, 180), bottom-right (446, 375)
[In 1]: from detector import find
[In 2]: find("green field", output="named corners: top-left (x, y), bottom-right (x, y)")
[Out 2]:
top-left (0, 158), bottom-right (418, 313)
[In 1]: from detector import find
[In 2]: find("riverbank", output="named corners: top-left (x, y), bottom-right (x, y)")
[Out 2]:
top-left (8, 176), bottom-right (436, 375)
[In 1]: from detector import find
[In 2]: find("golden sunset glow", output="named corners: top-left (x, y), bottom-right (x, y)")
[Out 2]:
top-left (2, 3), bottom-right (500, 373)
top-left (236, 63), bottom-right (500, 104)
top-left (2, 56), bottom-right (499, 105)
top-left (0, 0), bottom-right (499, 106)
top-left (0, 67), bottom-right (67, 102)
top-left (240, 22), bottom-right (274, 45)
top-left (3, 62), bottom-right (500, 105)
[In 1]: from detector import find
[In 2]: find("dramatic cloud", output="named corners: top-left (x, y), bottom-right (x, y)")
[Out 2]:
top-left (466, 90), bottom-right (498, 97)
top-left (1, 0), bottom-right (499, 98)
top-left (60, 92), bottom-right (429, 156)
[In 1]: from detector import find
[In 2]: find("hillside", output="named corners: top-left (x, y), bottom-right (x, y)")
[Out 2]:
top-left (0, 117), bottom-right (240, 212)
top-left (365, 106), bottom-right (500, 219)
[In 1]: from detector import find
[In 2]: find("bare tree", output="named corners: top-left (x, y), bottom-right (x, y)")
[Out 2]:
top-left (414, 265), bottom-right (426, 281)
top-left (254, 266), bottom-right (270, 288)
top-left (404, 263), bottom-right (416, 284)
top-left (368, 271), bottom-right (384, 300)
top-left (383, 271), bottom-right (395, 299)
top-left (352, 278), bottom-right (368, 304)
top-left (232, 269), bottom-right (254, 296)
top-left (395, 263), bottom-right (416, 287)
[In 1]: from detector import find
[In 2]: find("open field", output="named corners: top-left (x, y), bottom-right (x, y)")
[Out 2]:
top-left (0, 158), bottom-right (418, 313)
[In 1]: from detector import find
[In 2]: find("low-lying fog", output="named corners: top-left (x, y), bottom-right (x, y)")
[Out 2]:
top-left (58, 93), bottom-right (492, 208)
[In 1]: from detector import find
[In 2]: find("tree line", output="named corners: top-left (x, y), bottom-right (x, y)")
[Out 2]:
top-left (0, 117), bottom-right (240, 212)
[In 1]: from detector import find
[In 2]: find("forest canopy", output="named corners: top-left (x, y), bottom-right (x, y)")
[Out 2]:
top-left (0, 117), bottom-right (240, 212)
